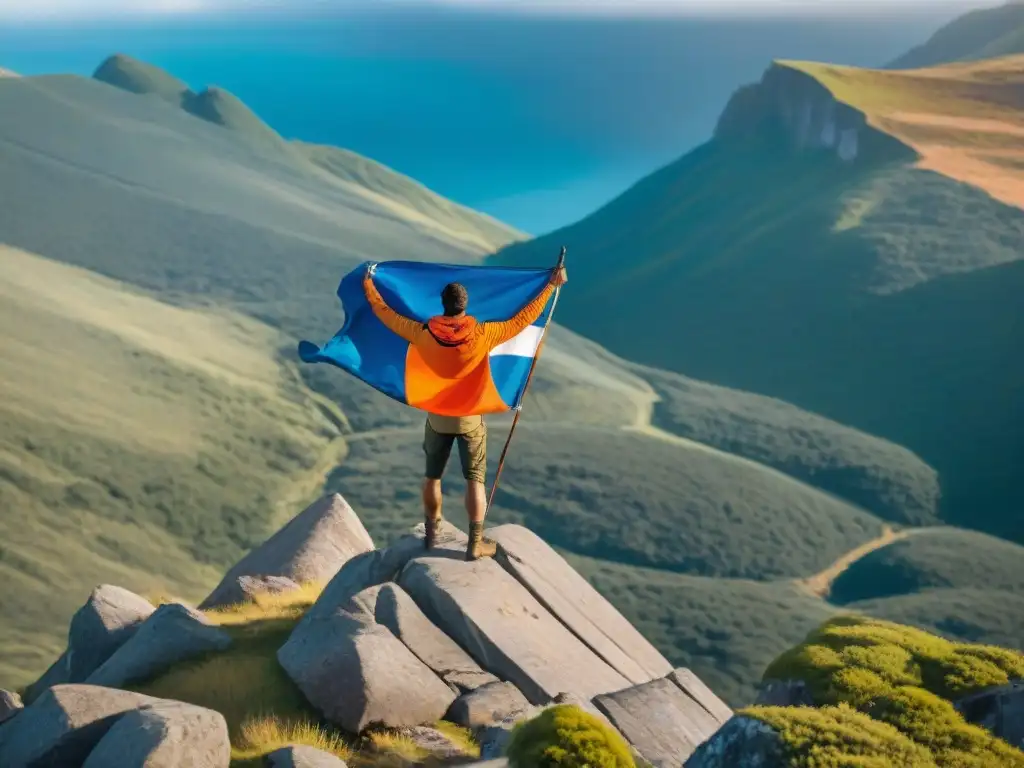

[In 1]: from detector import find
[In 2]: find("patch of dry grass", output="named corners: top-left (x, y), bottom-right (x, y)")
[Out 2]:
top-left (131, 585), bottom-right (480, 767)
top-left (131, 585), bottom-right (324, 744)
top-left (233, 716), bottom-right (354, 766)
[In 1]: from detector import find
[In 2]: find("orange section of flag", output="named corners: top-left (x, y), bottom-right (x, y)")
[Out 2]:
top-left (404, 342), bottom-right (508, 415)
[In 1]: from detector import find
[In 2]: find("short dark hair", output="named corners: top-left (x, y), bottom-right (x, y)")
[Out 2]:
top-left (441, 282), bottom-right (468, 316)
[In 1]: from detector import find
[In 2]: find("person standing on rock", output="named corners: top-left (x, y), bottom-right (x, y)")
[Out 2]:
top-left (362, 263), bottom-right (567, 560)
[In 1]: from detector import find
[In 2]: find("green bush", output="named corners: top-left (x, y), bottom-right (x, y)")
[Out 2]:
top-left (506, 704), bottom-right (636, 768)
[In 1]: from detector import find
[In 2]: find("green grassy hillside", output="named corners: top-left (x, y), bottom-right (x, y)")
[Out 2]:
top-left (2, 54), bottom-right (1019, 707)
top-left (323, 423), bottom-right (884, 580)
top-left (831, 528), bottom-right (1024, 603)
top-left (490, 56), bottom-right (1024, 548)
top-left (0, 245), bottom-right (335, 686)
top-left (889, 0), bottom-right (1024, 67)
top-left (93, 53), bottom-right (190, 103)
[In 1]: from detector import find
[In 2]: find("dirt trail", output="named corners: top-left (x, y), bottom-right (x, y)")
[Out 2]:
top-left (795, 525), bottom-right (923, 598)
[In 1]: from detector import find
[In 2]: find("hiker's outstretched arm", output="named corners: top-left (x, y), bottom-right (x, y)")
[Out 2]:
top-left (363, 270), bottom-right (421, 343)
top-left (483, 280), bottom-right (557, 347)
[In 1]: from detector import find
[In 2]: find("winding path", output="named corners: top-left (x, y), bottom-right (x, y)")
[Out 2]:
top-left (794, 525), bottom-right (930, 598)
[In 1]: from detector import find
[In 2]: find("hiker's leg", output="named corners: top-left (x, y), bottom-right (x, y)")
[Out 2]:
top-left (465, 480), bottom-right (486, 524)
top-left (422, 420), bottom-right (454, 549)
top-left (422, 478), bottom-right (443, 522)
top-left (458, 422), bottom-right (495, 560)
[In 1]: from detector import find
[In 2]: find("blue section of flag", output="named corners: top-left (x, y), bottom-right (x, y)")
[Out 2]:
top-left (298, 260), bottom-right (555, 410)
top-left (489, 354), bottom-right (536, 406)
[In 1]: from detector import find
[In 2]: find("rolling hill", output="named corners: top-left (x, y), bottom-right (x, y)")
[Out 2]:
top-left (490, 54), bottom-right (1024, 550)
top-left (889, 0), bottom-right (1024, 68)
top-left (1, 53), bottom-right (1020, 705)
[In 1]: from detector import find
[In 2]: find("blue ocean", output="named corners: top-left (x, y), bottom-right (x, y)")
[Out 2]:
top-left (1, 6), bottom-right (954, 234)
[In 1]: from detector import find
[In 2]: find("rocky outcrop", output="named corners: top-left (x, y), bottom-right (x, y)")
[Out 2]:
top-left (955, 679), bottom-right (1024, 750)
top-left (671, 669), bottom-right (734, 726)
top-left (447, 681), bottom-right (533, 728)
top-left (7, 505), bottom-right (728, 766)
top-left (24, 584), bottom-right (155, 701)
top-left (268, 745), bottom-right (349, 767)
top-left (683, 715), bottom-right (786, 768)
top-left (67, 585), bottom-right (157, 682)
top-left (713, 62), bottom-right (911, 165)
top-left (0, 688), bottom-right (23, 724)
top-left (305, 520), bottom-right (465, 624)
top-left (87, 603), bottom-right (232, 688)
top-left (490, 524), bottom-right (673, 685)
top-left (594, 671), bottom-right (729, 767)
top-left (399, 554), bottom-right (632, 704)
top-left (82, 700), bottom-right (230, 768)
top-left (0, 684), bottom-right (159, 767)
top-left (200, 493), bottom-right (374, 610)
top-left (277, 608), bottom-right (457, 733)
top-left (347, 582), bottom-right (498, 693)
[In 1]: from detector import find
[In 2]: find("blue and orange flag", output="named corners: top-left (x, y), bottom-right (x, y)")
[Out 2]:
top-left (298, 260), bottom-right (558, 417)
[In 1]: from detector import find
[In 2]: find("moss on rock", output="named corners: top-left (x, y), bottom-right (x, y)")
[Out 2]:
top-left (748, 703), bottom-right (934, 767)
top-left (506, 704), bottom-right (635, 768)
top-left (753, 615), bottom-right (1024, 766)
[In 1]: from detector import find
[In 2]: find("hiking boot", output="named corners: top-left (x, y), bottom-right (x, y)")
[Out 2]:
top-left (466, 521), bottom-right (497, 561)
top-left (424, 514), bottom-right (442, 550)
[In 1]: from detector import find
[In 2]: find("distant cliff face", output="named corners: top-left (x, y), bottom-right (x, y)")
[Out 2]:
top-left (714, 63), bottom-right (909, 164)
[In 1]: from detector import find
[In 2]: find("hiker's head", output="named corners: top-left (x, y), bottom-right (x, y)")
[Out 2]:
top-left (441, 282), bottom-right (468, 316)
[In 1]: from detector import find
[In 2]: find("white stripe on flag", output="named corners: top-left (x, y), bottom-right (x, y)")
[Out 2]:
top-left (490, 324), bottom-right (544, 358)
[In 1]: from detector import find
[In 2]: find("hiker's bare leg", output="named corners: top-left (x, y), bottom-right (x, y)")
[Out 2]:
top-left (422, 478), bottom-right (443, 549)
top-left (423, 478), bottom-right (443, 520)
top-left (465, 480), bottom-right (486, 524)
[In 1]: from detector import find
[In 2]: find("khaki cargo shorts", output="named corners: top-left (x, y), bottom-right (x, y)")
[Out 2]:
top-left (423, 419), bottom-right (487, 484)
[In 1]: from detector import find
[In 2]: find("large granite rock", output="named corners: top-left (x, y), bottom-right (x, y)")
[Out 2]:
top-left (22, 653), bottom-right (72, 705)
top-left (400, 555), bottom-right (631, 705)
top-left (0, 684), bottom-right (159, 767)
top-left (346, 582), bottom-right (498, 693)
top-left (306, 521), bottom-right (465, 624)
top-left (67, 585), bottom-right (157, 682)
top-left (956, 679), bottom-right (1024, 750)
top-left (0, 689), bottom-right (23, 725)
top-left (200, 493), bottom-right (375, 610)
top-left (594, 674), bottom-right (722, 767)
top-left (490, 524), bottom-right (672, 685)
top-left (87, 603), bottom-right (232, 688)
top-left (23, 585), bottom-right (155, 701)
top-left (683, 715), bottom-right (786, 768)
top-left (670, 669), bottom-right (734, 726)
top-left (278, 608), bottom-right (457, 733)
top-left (268, 745), bottom-right (349, 767)
top-left (447, 681), bottom-right (533, 728)
top-left (83, 700), bottom-right (230, 767)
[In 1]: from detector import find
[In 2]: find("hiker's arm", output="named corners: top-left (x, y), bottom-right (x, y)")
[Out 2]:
top-left (483, 279), bottom-right (558, 347)
top-left (363, 269), bottom-right (421, 343)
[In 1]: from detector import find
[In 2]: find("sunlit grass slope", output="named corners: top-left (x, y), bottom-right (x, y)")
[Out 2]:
top-left (0, 245), bottom-right (340, 688)
top-left (782, 55), bottom-right (1024, 209)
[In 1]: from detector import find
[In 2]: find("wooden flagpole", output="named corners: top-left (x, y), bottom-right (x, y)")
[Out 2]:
top-left (486, 246), bottom-right (566, 513)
